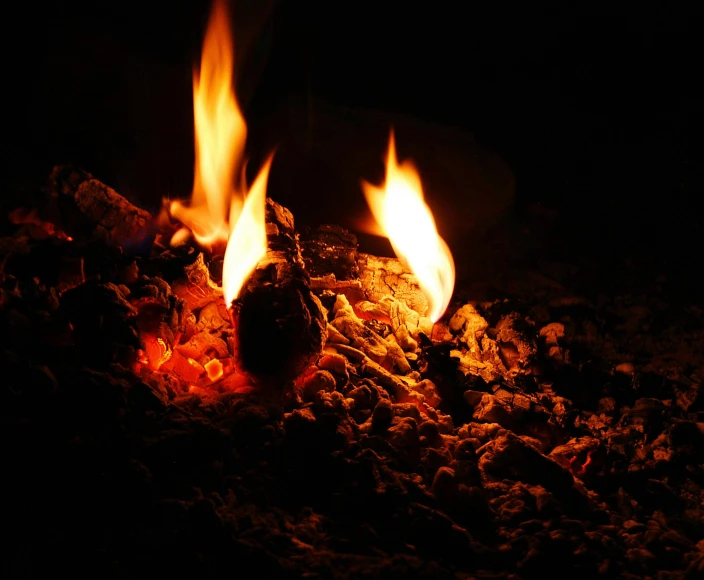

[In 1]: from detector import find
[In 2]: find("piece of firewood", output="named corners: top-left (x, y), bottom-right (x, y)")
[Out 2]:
top-left (299, 224), bottom-right (428, 317)
top-left (232, 199), bottom-right (327, 384)
top-left (299, 224), bottom-right (360, 282)
top-left (44, 165), bottom-right (153, 248)
top-left (356, 253), bottom-right (429, 317)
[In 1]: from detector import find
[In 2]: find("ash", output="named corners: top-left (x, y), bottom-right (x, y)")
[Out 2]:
top-left (1, 168), bottom-right (703, 579)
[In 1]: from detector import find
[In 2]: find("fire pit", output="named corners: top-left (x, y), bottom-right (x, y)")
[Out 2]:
top-left (2, 1), bottom-right (703, 578)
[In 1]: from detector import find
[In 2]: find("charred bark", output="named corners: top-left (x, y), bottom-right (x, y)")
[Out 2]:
top-left (45, 165), bottom-right (153, 249)
top-left (299, 224), bottom-right (360, 282)
top-left (357, 253), bottom-right (429, 317)
top-left (233, 199), bottom-right (327, 383)
top-left (299, 225), bottom-right (429, 316)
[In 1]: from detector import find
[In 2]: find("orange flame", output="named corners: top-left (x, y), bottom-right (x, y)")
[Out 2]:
top-left (168, 0), bottom-right (269, 305)
top-left (362, 131), bottom-right (455, 322)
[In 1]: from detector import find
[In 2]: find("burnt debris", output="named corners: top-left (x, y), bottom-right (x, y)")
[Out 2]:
top-left (1, 167), bottom-right (703, 578)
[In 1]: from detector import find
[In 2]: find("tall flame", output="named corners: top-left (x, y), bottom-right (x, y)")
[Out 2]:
top-left (362, 131), bottom-right (455, 322)
top-left (169, 0), bottom-right (269, 304)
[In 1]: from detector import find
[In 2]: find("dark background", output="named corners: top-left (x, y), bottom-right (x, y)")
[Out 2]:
top-left (3, 1), bottom-right (701, 264)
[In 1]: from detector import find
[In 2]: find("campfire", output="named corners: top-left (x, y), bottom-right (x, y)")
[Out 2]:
top-left (112, 0), bottom-right (456, 401)
top-left (2, 1), bottom-right (703, 577)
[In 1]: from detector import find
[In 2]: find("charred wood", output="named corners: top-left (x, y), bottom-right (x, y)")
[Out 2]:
top-left (45, 165), bottom-right (153, 248)
top-left (357, 252), bottom-right (429, 317)
top-left (232, 199), bottom-right (327, 383)
top-left (300, 224), bottom-right (360, 283)
top-left (299, 224), bottom-right (429, 317)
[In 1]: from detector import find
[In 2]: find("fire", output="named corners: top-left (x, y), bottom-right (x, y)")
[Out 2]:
top-left (168, 0), bottom-right (270, 305)
top-left (362, 131), bottom-right (455, 322)
top-left (222, 156), bottom-right (271, 307)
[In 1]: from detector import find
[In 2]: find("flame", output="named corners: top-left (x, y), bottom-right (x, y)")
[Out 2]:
top-left (223, 155), bottom-right (272, 306)
top-left (168, 0), bottom-right (269, 304)
top-left (362, 131), bottom-right (455, 322)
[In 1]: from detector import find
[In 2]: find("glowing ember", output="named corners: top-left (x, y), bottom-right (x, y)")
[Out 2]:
top-left (204, 358), bottom-right (224, 382)
top-left (168, 0), bottom-right (270, 305)
top-left (9, 207), bottom-right (73, 241)
top-left (141, 336), bottom-right (173, 370)
top-left (362, 131), bottom-right (455, 322)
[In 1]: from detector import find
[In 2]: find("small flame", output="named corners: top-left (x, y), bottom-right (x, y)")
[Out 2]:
top-left (362, 131), bottom-right (455, 322)
top-left (223, 155), bottom-right (272, 306)
top-left (168, 0), bottom-right (269, 304)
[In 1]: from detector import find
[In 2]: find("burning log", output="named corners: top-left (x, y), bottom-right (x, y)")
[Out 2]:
top-left (232, 199), bottom-right (327, 383)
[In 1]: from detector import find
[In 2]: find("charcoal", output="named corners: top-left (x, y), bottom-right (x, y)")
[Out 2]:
top-left (45, 165), bottom-right (153, 248)
top-left (299, 224), bottom-right (360, 280)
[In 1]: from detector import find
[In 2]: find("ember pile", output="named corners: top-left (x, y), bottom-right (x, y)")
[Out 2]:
top-left (3, 0), bottom-right (703, 577)
top-left (2, 164), bottom-right (704, 579)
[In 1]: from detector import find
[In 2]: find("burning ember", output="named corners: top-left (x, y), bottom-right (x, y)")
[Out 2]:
top-left (362, 131), bottom-right (455, 322)
top-left (168, 0), bottom-right (270, 307)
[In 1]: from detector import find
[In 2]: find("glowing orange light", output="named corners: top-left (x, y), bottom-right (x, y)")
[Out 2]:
top-left (362, 131), bottom-right (455, 322)
top-left (168, 0), bottom-right (270, 306)
top-left (204, 358), bottom-right (224, 382)
top-left (142, 336), bottom-right (173, 370)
